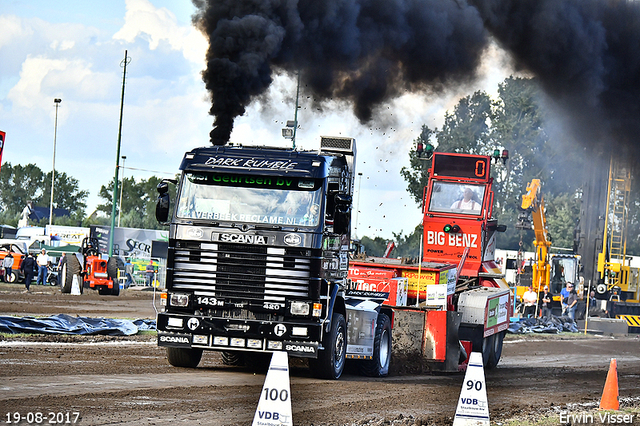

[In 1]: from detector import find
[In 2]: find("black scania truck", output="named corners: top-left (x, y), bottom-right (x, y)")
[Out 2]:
top-left (155, 136), bottom-right (393, 379)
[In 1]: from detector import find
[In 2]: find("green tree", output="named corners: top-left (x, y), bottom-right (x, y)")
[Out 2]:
top-left (0, 163), bottom-right (45, 213)
top-left (0, 162), bottom-right (88, 226)
top-left (41, 171), bottom-right (88, 215)
top-left (97, 175), bottom-right (178, 230)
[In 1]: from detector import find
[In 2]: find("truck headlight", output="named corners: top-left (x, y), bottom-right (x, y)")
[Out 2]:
top-left (169, 293), bottom-right (190, 307)
top-left (290, 301), bottom-right (310, 316)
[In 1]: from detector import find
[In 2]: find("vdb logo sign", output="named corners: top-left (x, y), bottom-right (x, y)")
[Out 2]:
top-left (256, 411), bottom-right (290, 423)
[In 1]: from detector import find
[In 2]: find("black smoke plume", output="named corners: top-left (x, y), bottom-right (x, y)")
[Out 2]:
top-left (471, 0), bottom-right (640, 154)
top-left (193, 0), bottom-right (640, 153)
top-left (192, 0), bottom-right (488, 145)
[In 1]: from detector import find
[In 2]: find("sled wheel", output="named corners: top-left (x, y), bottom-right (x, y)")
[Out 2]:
top-left (166, 347), bottom-right (203, 368)
top-left (360, 313), bottom-right (392, 377)
top-left (486, 331), bottom-right (505, 369)
top-left (310, 313), bottom-right (346, 380)
top-left (481, 333), bottom-right (495, 369)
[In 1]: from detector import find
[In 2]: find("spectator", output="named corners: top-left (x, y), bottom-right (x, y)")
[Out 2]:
top-left (57, 253), bottom-right (66, 270)
top-left (3, 253), bottom-right (14, 283)
top-left (540, 285), bottom-right (553, 318)
top-left (522, 285), bottom-right (538, 318)
top-left (145, 261), bottom-right (155, 287)
top-left (36, 249), bottom-right (50, 286)
top-left (20, 253), bottom-right (36, 293)
top-left (561, 282), bottom-right (572, 315)
top-left (124, 258), bottom-right (134, 288)
top-left (566, 283), bottom-right (579, 320)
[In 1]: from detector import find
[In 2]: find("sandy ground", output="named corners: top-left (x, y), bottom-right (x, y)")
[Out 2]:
top-left (1, 283), bottom-right (640, 425)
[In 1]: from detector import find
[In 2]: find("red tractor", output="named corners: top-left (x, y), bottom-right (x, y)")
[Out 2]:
top-left (60, 237), bottom-right (123, 295)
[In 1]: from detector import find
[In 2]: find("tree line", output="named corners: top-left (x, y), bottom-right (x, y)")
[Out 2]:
top-left (0, 163), bottom-right (175, 230)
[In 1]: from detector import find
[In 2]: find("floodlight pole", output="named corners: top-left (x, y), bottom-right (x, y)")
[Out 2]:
top-left (49, 98), bottom-right (61, 227)
top-left (109, 50), bottom-right (130, 256)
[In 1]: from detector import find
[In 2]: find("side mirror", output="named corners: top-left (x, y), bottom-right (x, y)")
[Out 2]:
top-left (156, 182), bottom-right (170, 223)
top-left (333, 194), bottom-right (352, 235)
top-left (496, 224), bottom-right (507, 232)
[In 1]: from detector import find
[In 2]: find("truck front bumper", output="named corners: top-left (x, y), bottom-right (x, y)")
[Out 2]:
top-left (156, 312), bottom-right (322, 358)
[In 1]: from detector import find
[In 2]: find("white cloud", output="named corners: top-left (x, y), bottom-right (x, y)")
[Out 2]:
top-left (113, 0), bottom-right (206, 64)
top-left (0, 15), bottom-right (32, 49)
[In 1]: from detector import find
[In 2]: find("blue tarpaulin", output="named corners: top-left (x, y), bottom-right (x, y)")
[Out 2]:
top-left (507, 315), bottom-right (579, 334)
top-left (0, 313), bottom-right (156, 336)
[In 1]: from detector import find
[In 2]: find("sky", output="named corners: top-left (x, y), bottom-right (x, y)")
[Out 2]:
top-left (0, 0), bottom-right (515, 240)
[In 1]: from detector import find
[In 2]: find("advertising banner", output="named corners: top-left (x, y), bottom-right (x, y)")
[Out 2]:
top-left (46, 225), bottom-right (90, 246)
top-left (90, 226), bottom-right (168, 260)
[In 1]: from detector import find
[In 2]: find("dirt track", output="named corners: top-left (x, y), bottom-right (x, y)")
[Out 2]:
top-left (1, 283), bottom-right (640, 425)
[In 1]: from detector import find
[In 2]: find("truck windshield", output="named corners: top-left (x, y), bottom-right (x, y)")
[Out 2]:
top-left (176, 172), bottom-right (324, 227)
top-left (428, 182), bottom-right (485, 215)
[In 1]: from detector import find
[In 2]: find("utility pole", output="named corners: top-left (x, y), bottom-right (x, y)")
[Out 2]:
top-left (118, 155), bottom-right (126, 227)
top-left (109, 50), bottom-right (130, 256)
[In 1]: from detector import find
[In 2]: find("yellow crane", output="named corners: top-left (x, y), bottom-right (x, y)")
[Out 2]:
top-left (517, 179), bottom-right (551, 292)
top-left (516, 179), bottom-right (581, 305)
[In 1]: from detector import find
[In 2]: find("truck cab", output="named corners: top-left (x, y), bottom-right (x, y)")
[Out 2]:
top-left (155, 137), bottom-right (374, 379)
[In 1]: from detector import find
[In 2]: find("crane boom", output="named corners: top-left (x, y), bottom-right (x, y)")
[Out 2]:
top-left (517, 179), bottom-right (551, 292)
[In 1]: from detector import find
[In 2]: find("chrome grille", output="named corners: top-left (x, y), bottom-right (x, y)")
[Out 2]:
top-left (169, 240), bottom-right (315, 303)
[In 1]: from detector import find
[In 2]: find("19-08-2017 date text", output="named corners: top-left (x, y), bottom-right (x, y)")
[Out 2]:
top-left (4, 412), bottom-right (80, 424)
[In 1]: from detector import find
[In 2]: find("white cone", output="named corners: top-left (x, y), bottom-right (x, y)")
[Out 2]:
top-left (453, 351), bottom-right (490, 426)
top-left (71, 275), bottom-right (81, 295)
top-left (252, 351), bottom-right (293, 426)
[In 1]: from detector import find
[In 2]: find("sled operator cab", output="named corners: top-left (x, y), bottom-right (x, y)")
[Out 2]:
top-left (423, 152), bottom-right (511, 369)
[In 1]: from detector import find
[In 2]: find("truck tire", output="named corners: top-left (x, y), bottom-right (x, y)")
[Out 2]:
top-left (166, 347), bottom-right (203, 368)
top-left (221, 351), bottom-right (244, 366)
top-left (309, 313), bottom-right (346, 380)
top-left (61, 255), bottom-right (81, 294)
top-left (360, 313), bottom-right (391, 377)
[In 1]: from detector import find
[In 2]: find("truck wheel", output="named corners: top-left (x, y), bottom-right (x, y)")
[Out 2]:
top-left (221, 351), bottom-right (245, 366)
top-left (310, 313), bottom-right (346, 380)
top-left (166, 347), bottom-right (203, 368)
top-left (61, 255), bottom-right (81, 294)
top-left (360, 313), bottom-right (391, 377)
